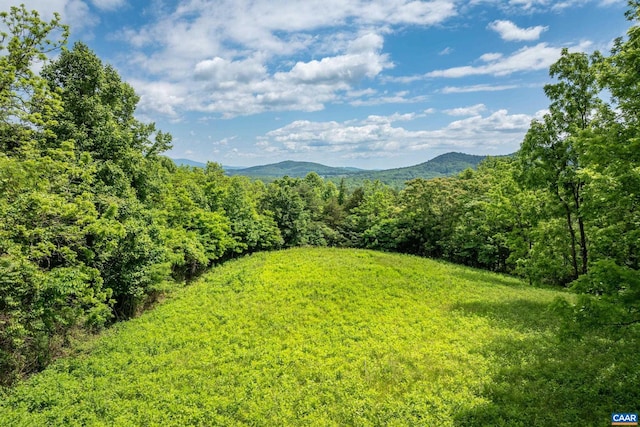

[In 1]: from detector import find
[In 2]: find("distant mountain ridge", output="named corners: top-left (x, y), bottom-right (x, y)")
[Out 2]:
top-left (171, 152), bottom-right (496, 186)
top-left (171, 158), bottom-right (245, 170)
top-left (346, 152), bottom-right (487, 185)
top-left (226, 160), bottom-right (365, 178)
top-left (172, 158), bottom-right (208, 168)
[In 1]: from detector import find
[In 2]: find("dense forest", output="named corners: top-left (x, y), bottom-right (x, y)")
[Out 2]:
top-left (0, 3), bottom-right (639, 386)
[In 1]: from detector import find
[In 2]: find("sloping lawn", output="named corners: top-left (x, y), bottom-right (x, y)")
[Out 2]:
top-left (1, 248), bottom-right (637, 426)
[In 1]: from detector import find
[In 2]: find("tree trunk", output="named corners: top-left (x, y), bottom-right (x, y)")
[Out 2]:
top-left (565, 207), bottom-right (579, 280)
top-left (578, 217), bottom-right (588, 274)
top-left (573, 181), bottom-right (588, 275)
top-left (555, 184), bottom-right (579, 280)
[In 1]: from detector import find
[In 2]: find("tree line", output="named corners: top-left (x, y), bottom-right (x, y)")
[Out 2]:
top-left (1, 3), bottom-right (639, 385)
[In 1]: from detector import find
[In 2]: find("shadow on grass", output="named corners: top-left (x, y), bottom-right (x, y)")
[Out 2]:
top-left (452, 300), bottom-right (640, 426)
top-left (451, 268), bottom-right (526, 289)
top-left (453, 299), bottom-right (558, 333)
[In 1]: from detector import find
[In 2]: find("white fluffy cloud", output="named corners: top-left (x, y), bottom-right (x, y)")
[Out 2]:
top-left (113, 0), bottom-right (457, 118)
top-left (286, 34), bottom-right (388, 84)
top-left (194, 57), bottom-right (267, 86)
top-left (89, 0), bottom-right (125, 10)
top-left (440, 84), bottom-right (519, 93)
top-left (488, 20), bottom-right (548, 41)
top-left (0, 0), bottom-right (126, 31)
top-left (132, 79), bottom-right (188, 119)
top-left (256, 108), bottom-right (543, 160)
top-left (0, 0), bottom-right (95, 29)
top-left (122, 0), bottom-right (456, 66)
top-left (469, 0), bottom-right (614, 12)
top-left (427, 43), bottom-right (577, 78)
top-left (389, 39), bottom-right (593, 84)
top-left (350, 91), bottom-right (430, 106)
top-left (444, 104), bottom-right (487, 116)
top-left (132, 31), bottom-right (393, 119)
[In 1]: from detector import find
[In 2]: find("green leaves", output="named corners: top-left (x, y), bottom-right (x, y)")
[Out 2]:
top-left (0, 5), bottom-right (67, 154)
top-left (261, 177), bottom-right (312, 247)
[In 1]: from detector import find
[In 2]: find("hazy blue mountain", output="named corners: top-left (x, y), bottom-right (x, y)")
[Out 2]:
top-left (171, 158), bottom-right (207, 168)
top-left (226, 160), bottom-right (366, 178)
top-left (311, 152), bottom-right (485, 188)
top-left (171, 158), bottom-right (248, 170)
top-left (351, 152), bottom-right (487, 181)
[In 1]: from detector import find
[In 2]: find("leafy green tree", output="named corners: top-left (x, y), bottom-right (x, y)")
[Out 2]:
top-left (444, 165), bottom-right (505, 271)
top-left (343, 181), bottom-right (397, 249)
top-left (261, 177), bottom-right (311, 247)
top-left (298, 172), bottom-right (342, 245)
top-left (337, 178), bottom-right (348, 205)
top-left (301, 172), bottom-right (325, 214)
top-left (42, 42), bottom-right (170, 161)
top-left (558, 2), bottom-right (640, 327)
top-left (0, 5), bottom-right (68, 155)
top-left (0, 5), bottom-right (118, 384)
top-left (40, 41), bottom-right (179, 318)
top-left (591, 2), bottom-right (640, 272)
top-left (394, 177), bottom-right (465, 258)
top-left (319, 180), bottom-right (348, 245)
top-left (0, 143), bottom-right (113, 383)
top-left (222, 176), bottom-right (283, 254)
top-left (518, 49), bottom-right (603, 283)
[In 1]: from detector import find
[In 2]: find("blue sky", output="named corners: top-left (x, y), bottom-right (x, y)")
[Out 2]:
top-left (3, 0), bottom-right (631, 168)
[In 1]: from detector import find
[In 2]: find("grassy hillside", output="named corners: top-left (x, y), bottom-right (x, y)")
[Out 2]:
top-left (1, 248), bottom-right (637, 426)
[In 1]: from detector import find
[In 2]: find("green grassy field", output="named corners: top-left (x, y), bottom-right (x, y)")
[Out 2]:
top-left (1, 248), bottom-right (638, 426)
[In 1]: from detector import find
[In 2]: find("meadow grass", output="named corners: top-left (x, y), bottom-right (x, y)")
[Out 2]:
top-left (0, 248), bottom-right (637, 426)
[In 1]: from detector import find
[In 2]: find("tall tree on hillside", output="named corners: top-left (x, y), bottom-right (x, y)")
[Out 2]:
top-left (562, 2), bottom-right (640, 327)
top-left (342, 180), bottom-right (397, 249)
top-left (519, 48), bottom-right (604, 282)
top-left (394, 177), bottom-right (466, 258)
top-left (41, 42), bottom-right (172, 168)
top-left (0, 7), bottom-right (115, 383)
top-left (41, 42), bottom-right (175, 318)
top-left (592, 1), bottom-right (640, 272)
top-left (221, 176), bottom-right (283, 254)
top-left (261, 177), bottom-right (310, 247)
top-left (0, 5), bottom-right (68, 155)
